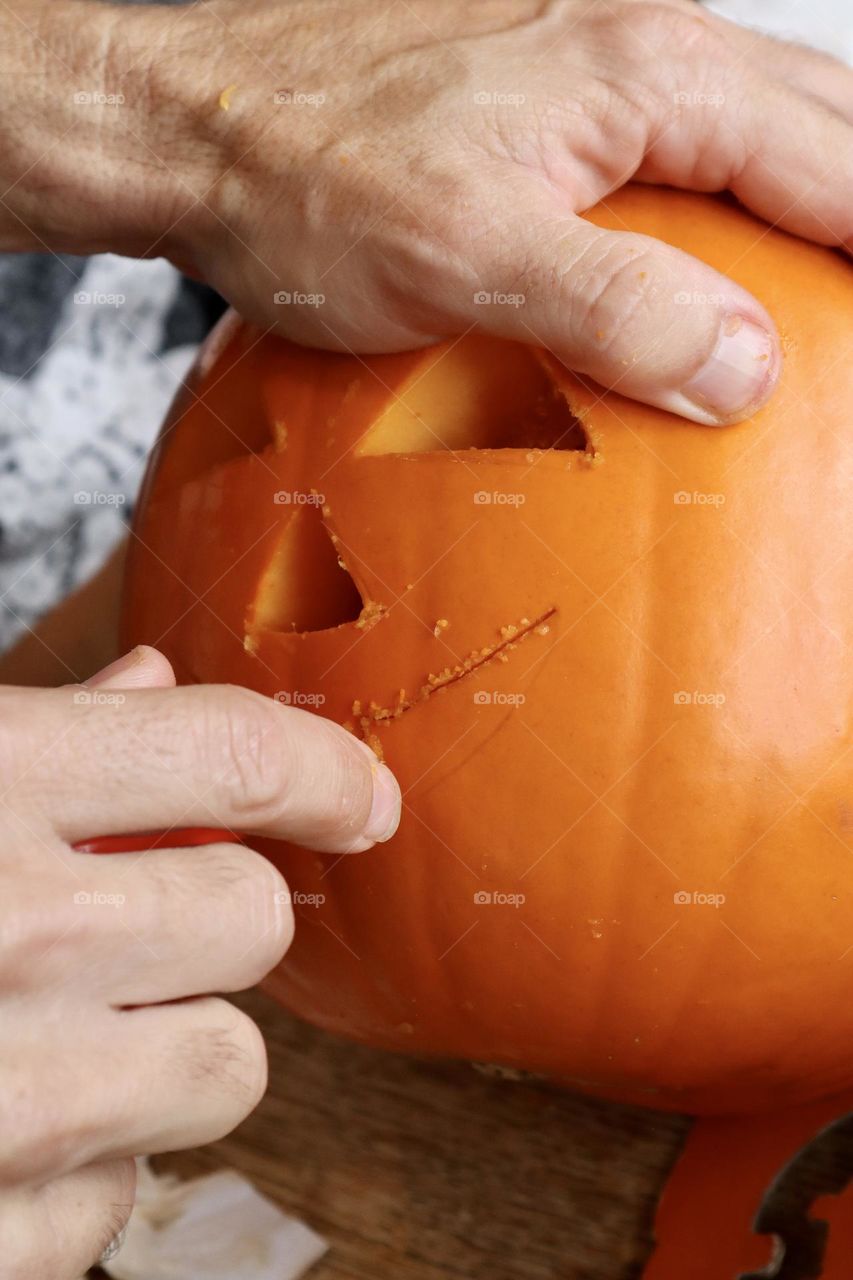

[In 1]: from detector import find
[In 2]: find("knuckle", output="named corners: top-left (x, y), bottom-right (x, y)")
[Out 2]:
top-left (613, 1), bottom-right (714, 58)
top-left (568, 237), bottom-right (660, 348)
top-left (137, 842), bottom-right (293, 986)
top-left (199, 686), bottom-right (375, 846)
top-left (605, 3), bottom-right (731, 112)
top-left (242, 852), bottom-right (295, 977)
top-left (295, 719), bottom-right (375, 846)
top-left (355, 180), bottom-right (484, 333)
top-left (208, 845), bottom-right (294, 982)
top-left (201, 686), bottom-right (293, 827)
top-left (178, 1000), bottom-right (268, 1121)
top-left (143, 837), bottom-right (240, 901)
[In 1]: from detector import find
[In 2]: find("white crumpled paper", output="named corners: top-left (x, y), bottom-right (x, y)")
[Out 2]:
top-left (93, 1159), bottom-right (327, 1280)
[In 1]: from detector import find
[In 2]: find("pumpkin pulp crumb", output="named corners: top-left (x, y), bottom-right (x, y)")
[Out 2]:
top-left (355, 599), bottom-right (388, 630)
top-left (348, 606), bottom-right (557, 741)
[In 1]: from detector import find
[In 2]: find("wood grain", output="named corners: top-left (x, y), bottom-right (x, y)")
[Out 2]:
top-left (157, 988), bottom-right (688, 1280)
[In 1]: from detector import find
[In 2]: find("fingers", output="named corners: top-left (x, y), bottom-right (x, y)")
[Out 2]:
top-left (5, 683), bottom-right (401, 853)
top-left (1, 1158), bottom-right (135, 1280)
top-left (709, 16), bottom-right (853, 122)
top-left (619, 10), bottom-right (853, 251)
top-left (30, 841), bottom-right (295, 1006)
top-left (2, 997), bottom-right (267, 1185)
top-left (114, 997), bottom-right (271, 1157)
top-left (468, 200), bottom-right (779, 424)
top-left (727, 79), bottom-right (853, 250)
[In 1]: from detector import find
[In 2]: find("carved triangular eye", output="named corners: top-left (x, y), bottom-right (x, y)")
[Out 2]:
top-left (251, 503), bottom-right (363, 634)
top-left (357, 337), bottom-right (588, 456)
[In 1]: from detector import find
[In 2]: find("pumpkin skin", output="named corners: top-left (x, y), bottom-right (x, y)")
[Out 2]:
top-left (122, 186), bottom-right (853, 1115)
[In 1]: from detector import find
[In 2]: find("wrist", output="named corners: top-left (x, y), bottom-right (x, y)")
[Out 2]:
top-left (0, 0), bottom-right (202, 259)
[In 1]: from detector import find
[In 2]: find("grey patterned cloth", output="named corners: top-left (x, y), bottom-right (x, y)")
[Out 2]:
top-left (0, 252), bottom-right (224, 649)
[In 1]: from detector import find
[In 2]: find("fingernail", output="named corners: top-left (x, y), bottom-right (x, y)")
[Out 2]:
top-left (682, 315), bottom-right (777, 422)
top-left (87, 647), bottom-right (145, 687)
top-left (99, 1226), bottom-right (128, 1264)
top-left (363, 757), bottom-right (402, 843)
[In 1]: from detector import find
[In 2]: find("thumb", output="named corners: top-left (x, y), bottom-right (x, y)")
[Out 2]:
top-left (85, 644), bottom-right (176, 691)
top-left (471, 208), bottom-right (780, 426)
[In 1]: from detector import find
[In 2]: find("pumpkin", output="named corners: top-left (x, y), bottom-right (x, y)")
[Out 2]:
top-left (122, 186), bottom-right (853, 1115)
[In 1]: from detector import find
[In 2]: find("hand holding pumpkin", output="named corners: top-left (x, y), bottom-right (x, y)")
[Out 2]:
top-left (0, 645), bottom-right (400, 1278)
top-left (176, 0), bottom-right (847, 428)
top-left (2, 0), bottom-right (851, 425)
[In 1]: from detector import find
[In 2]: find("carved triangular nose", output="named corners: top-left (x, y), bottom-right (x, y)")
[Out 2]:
top-left (250, 501), bottom-right (363, 635)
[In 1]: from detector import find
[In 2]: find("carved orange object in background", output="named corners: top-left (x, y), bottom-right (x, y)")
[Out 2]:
top-left (122, 186), bottom-right (853, 1115)
top-left (643, 1094), bottom-right (853, 1278)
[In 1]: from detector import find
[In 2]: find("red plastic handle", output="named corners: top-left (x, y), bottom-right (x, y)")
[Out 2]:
top-left (73, 827), bottom-right (242, 854)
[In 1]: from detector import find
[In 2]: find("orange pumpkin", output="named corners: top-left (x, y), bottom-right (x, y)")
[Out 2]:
top-left (122, 186), bottom-right (853, 1115)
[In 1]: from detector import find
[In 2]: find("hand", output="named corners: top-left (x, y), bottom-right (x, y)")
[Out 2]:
top-left (3, 0), bottom-right (849, 427)
top-left (174, 0), bottom-right (849, 426)
top-left (0, 645), bottom-right (400, 1278)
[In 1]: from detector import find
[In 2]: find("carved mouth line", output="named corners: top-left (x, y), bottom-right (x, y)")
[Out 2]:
top-left (347, 606), bottom-right (557, 754)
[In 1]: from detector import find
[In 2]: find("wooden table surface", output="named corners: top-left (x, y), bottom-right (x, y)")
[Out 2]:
top-left (158, 988), bottom-right (689, 1280)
